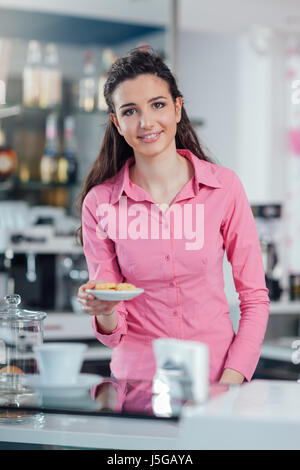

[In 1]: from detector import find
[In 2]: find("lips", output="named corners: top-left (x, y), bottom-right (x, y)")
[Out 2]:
top-left (138, 131), bottom-right (162, 143)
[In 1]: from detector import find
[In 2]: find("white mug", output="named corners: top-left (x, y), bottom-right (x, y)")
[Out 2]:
top-left (34, 342), bottom-right (87, 385)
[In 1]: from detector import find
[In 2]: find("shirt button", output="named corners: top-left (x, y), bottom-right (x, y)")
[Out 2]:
top-left (165, 254), bottom-right (170, 261)
top-left (169, 281), bottom-right (175, 287)
top-left (173, 310), bottom-right (178, 316)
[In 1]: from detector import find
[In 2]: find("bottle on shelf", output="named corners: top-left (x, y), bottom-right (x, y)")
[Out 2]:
top-left (40, 112), bottom-right (60, 184)
top-left (39, 43), bottom-right (62, 109)
top-left (57, 116), bottom-right (78, 184)
top-left (290, 274), bottom-right (300, 301)
top-left (0, 125), bottom-right (18, 182)
top-left (97, 48), bottom-right (118, 111)
top-left (22, 40), bottom-right (42, 107)
top-left (18, 162), bottom-right (30, 183)
top-left (79, 51), bottom-right (97, 112)
top-left (97, 74), bottom-right (107, 111)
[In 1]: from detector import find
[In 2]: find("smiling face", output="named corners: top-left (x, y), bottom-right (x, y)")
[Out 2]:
top-left (110, 74), bottom-right (182, 159)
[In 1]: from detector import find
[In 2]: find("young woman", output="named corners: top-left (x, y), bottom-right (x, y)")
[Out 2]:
top-left (77, 48), bottom-right (270, 385)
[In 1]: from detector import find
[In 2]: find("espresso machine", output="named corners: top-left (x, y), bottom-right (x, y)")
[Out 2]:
top-left (0, 203), bottom-right (88, 311)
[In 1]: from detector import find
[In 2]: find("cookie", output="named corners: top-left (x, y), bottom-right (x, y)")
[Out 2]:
top-left (116, 283), bottom-right (137, 291)
top-left (95, 283), bottom-right (118, 290)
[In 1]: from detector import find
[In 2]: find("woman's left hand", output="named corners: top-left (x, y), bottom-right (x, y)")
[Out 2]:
top-left (219, 368), bottom-right (245, 384)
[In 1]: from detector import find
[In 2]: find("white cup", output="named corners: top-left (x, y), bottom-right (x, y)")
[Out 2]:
top-left (33, 342), bottom-right (87, 385)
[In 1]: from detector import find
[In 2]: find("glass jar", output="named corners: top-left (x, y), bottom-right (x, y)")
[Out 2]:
top-left (0, 294), bottom-right (47, 394)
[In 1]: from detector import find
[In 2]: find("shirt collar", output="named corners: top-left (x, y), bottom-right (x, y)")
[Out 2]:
top-left (110, 149), bottom-right (222, 205)
top-left (177, 149), bottom-right (222, 190)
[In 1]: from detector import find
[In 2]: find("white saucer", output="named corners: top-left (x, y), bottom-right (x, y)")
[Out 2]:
top-left (23, 374), bottom-right (102, 397)
top-left (86, 288), bottom-right (144, 301)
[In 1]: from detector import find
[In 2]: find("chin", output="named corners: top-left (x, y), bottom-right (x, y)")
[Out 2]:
top-left (136, 140), bottom-right (175, 158)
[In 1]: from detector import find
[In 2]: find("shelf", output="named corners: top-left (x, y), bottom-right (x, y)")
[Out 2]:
top-left (261, 337), bottom-right (300, 363)
top-left (2, 237), bottom-right (83, 255)
top-left (0, 8), bottom-right (163, 45)
top-left (0, 179), bottom-right (14, 191)
top-left (20, 105), bottom-right (64, 115)
top-left (261, 343), bottom-right (294, 363)
top-left (3, 103), bottom-right (108, 117)
top-left (0, 178), bottom-right (80, 192)
top-left (270, 300), bottom-right (300, 315)
top-left (15, 180), bottom-right (81, 190)
top-left (0, 104), bottom-right (22, 119)
top-left (22, 106), bottom-right (108, 117)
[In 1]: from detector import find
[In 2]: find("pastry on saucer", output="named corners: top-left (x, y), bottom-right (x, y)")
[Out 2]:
top-left (116, 283), bottom-right (137, 291)
top-left (95, 283), bottom-right (118, 290)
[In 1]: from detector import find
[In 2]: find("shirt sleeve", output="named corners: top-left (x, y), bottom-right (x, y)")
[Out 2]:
top-left (82, 189), bottom-right (128, 348)
top-left (221, 172), bottom-right (270, 381)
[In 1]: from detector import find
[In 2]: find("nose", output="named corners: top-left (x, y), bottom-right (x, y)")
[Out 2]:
top-left (139, 110), bottom-right (154, 129)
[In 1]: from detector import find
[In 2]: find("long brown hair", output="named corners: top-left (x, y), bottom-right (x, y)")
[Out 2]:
top-left (76, 47), bottom-right (213, 244)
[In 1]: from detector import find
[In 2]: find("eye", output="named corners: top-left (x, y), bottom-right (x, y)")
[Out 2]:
top-left (123, 108), bottom-right (136, 117)
top-left (153, 102), bottom-right (165, 109)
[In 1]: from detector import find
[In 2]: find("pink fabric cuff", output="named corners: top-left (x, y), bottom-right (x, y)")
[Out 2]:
top-left (224, 342), bottom-right (263, 382)
top-left (91, 309), bottom-right (127, 348)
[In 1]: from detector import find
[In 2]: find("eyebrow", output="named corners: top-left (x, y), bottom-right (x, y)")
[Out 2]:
top-left (119, 96), bottom-right (167, 110)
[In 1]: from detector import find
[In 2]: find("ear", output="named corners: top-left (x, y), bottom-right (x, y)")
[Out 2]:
top-left (175, 96), bottom-right (183, 124)
top-left (110, 113), bottom-right (123, 136)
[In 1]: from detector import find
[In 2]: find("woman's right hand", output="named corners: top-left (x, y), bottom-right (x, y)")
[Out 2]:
top-left (77, 280), bottom-right (120, 317)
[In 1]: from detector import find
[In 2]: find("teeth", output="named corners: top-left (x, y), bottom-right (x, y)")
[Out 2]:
top-left (143, 133), bottom-right (158, 139)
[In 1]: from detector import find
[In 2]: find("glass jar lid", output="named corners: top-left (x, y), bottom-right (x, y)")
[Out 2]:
top-left (0, 294), bottom-right (47, 321)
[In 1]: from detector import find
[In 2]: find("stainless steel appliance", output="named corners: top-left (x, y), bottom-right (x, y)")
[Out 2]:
top-left (252, 204), bottom-right (283, 301)
top-left (4, 250), bottom-right (88, 312)
top-left (0, 203), bottom-right (87, 311)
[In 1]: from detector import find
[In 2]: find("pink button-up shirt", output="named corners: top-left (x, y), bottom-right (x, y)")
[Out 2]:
top-left (82, 149), bottom-right (270, 383)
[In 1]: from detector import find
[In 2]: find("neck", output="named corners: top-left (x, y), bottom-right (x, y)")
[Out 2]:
top-left (130, 147), bottom-right (193, 193)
